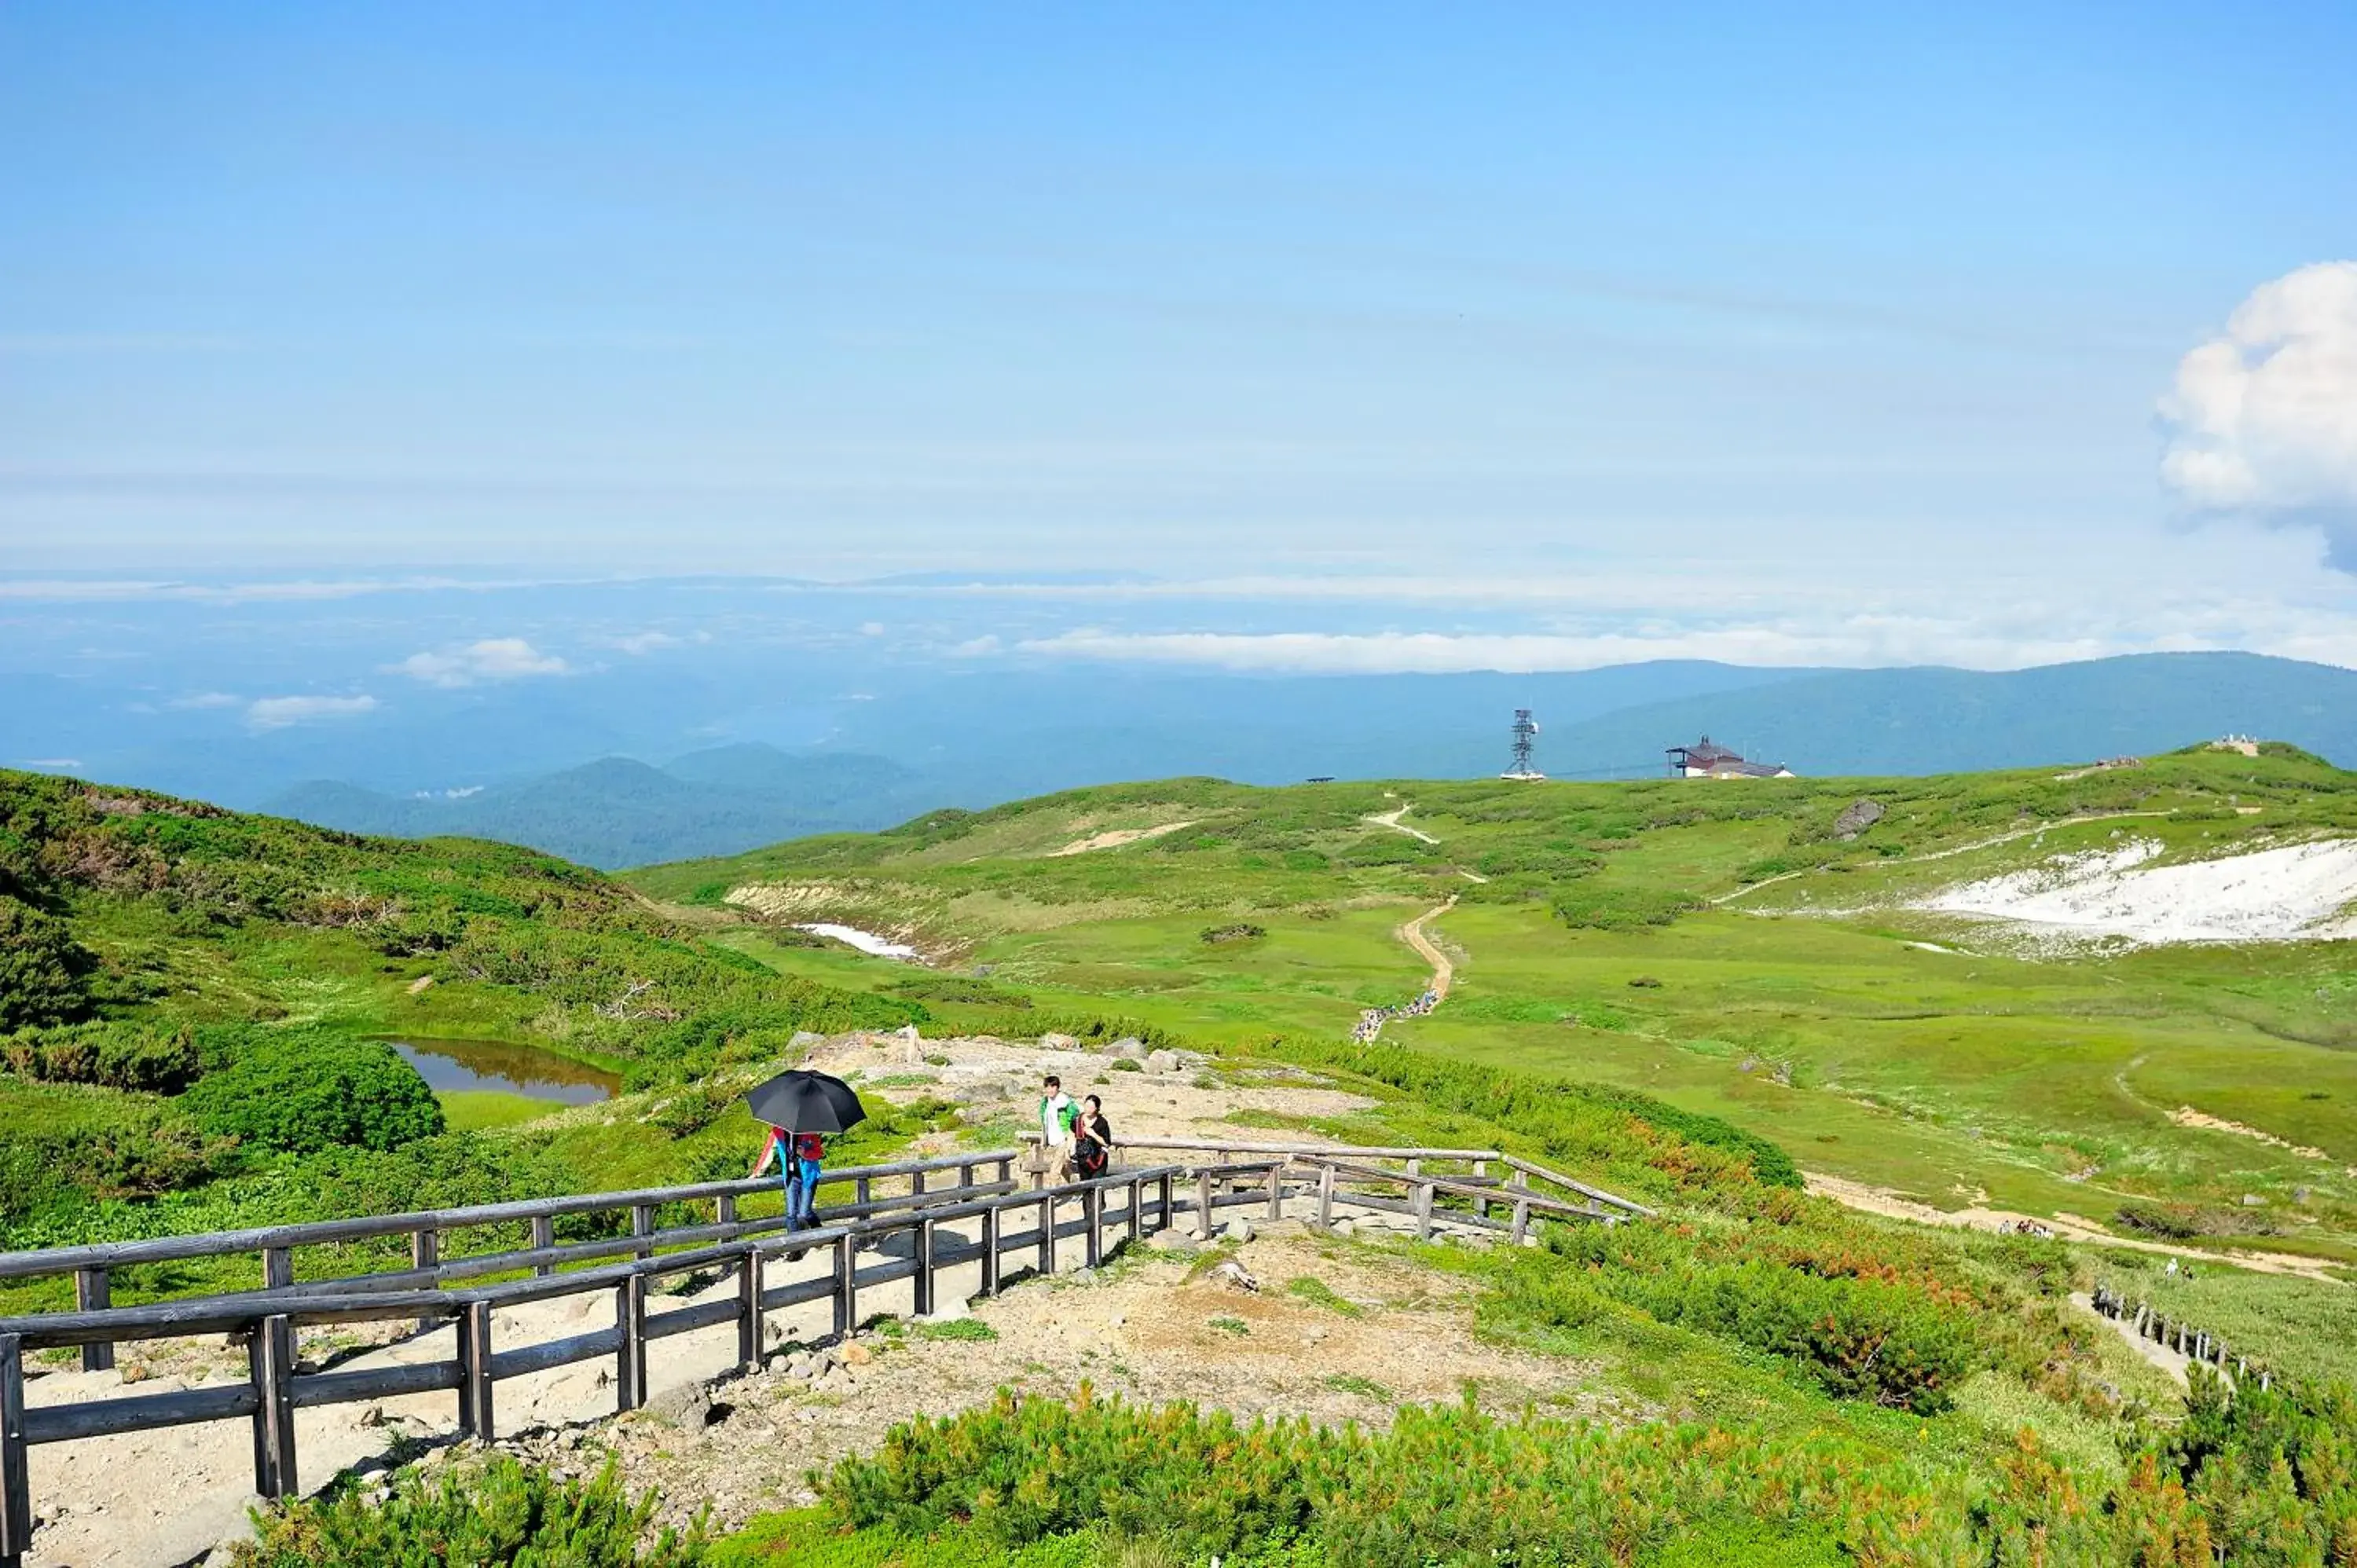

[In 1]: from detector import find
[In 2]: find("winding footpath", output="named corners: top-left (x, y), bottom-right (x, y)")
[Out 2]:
top-left (1398, 896), bottom-right (1459, 1002)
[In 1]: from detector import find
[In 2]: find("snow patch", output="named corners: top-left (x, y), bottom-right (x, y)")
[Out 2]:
top-left (1920, 837), bottom-right (2357, 947)
top-left (796, 923), bottom-right (920, 960)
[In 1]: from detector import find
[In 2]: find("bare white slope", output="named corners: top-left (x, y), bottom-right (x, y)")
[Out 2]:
top-left (1920, 837), bottom-right (2357, 946)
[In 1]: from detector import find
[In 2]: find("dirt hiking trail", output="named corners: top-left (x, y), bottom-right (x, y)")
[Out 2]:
top-left (1398, 896), bottom-right (1459, 1002)
top-left (1805, 1171), bottom-right (2345, 1282)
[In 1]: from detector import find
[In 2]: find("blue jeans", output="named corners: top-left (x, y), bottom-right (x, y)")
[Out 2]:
top-left (785, 1160), bottom-right (821, 1227)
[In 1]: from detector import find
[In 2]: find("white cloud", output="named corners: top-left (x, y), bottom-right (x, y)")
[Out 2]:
top-left (392, 637), bottom-right (570, 687)
top-left (167, 691), bottom-right (242, 710)
top-left (1010, 591), bottom-right (2357, 675)
top-left (610, 630), bottom-right (680, 655)
top-left (246, 694), bottom-right (379, 731)
top-left (2161, 262), bottom-right (2357, 542)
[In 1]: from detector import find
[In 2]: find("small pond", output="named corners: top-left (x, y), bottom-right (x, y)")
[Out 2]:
top-left (392, 1039), bottom-right (621, 1105)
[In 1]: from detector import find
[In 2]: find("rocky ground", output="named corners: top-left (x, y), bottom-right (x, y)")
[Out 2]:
top-left (486, 1220), bottom-right (1604, 1538)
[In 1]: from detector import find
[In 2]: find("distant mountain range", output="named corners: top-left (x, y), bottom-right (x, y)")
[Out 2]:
top-left (236, 651), bottom-right (2357, 870)
top-left (1533, 652), bottom-right (2357, 780)
top-left (266, 746), bottom-right (929, 869)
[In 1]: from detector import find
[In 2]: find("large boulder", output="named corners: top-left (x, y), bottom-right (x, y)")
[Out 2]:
top-left (1146, 1049), bottom-right (1182, 1075)
top-left (1040, 1032), bottom-right (1080, 1052)
top-left (1833, 799), bottom-right (1886, 841)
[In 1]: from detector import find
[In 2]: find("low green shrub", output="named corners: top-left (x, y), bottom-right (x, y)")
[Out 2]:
top-left (0, 894), bottom-right (97, 1029)
top-left (234, 1455), bottom-right (706, 1566)
top-left (183, 1034), bottom-right (443, 1153)
top-left (1550, 885), bottom-right (1700, 932)
top-left (1506, 1230), bottom-right (1985, 1414)
top-left (652, 1082), bottom-right (731, 1138)
top-left (889, 973), bottom-right (1035, 1010)
top-left (1200, 922), bottom-right (1267, 944)
top-left (1, 1019), bottom-right (202, 1093)
top-left (817, 1386), bottom-right (2357, 1566)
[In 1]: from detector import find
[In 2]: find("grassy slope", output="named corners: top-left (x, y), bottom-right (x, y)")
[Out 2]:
top-left (633, 749), bottom-right (2357, 1260)
top-left (0, 768), bottom-right (937, 1280)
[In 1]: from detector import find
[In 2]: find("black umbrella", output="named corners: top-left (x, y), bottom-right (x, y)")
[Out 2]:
top-left (744, 1069), bottom-right (867, 1136)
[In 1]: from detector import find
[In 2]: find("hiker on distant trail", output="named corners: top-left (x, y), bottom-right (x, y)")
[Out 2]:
top-left (750, 1123), bottom-right (826, 1229)
top-left (1039, 1073), bottom-right (1078, 1184)
top-left (1073, 1094), bottom-right (1114, 1181)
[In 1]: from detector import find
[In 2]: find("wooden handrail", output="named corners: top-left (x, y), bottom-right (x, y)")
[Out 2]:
top-left (0, 1162), bottom-right (1197, 1566)
top-left (0, 1152), bottom-right (1637, 1566)
top-left (0, 1149), bottom-right (1018, 1281)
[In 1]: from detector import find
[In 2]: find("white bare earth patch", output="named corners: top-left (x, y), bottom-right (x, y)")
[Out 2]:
top-left (1919, 837), bottom-right (2357, 947)
top-left (1048, 820), bottom-right (1197, 856)
top-left (795, 922), bottom-right (920, 959)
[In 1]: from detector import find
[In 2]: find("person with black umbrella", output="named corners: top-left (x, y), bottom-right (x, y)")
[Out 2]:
top-left (745, 1068), bottom-right (867, 1231)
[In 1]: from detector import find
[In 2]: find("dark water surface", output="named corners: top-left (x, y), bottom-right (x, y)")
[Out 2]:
top-left (391, 1039), bottom-right (620, 1105)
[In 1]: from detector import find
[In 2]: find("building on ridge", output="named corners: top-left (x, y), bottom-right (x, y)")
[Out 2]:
top-left (1666, 736), bottom-right (1794, 779)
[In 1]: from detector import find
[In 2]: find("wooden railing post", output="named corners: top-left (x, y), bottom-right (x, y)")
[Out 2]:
top-left (1158, 1171), bottom-right (1174, 1230)
top-left (74, 1267), bottom-right (113, 1372)
top-left (1265, 1166), bottom-right (1283, 1221)
top-left (1511, 1198), bottom-right (1532, 1244)
top-left (996, 1156), bottom-right (1013, 1186)
top-left (737, 1247), bottom-right (764, 1373)
top-left (856, 1174), bottom-right (873, 1207)
top-left (1084, 1187), bottom-right (1103, 1269)
top-left (915, 1218), bottom-right (937, 1317)
top-left (631, 1204), bottom-right (654, 1262)
top-left (1317, 1163), bottom-right (1336, 1229)
top-left (253, 1314), bottom-right (297, 1499)
top-left (834, 1233), bottom-right (857, 1336)
top-left (1413, 1181), bottom-right (1434, 1240)
top-left (959, 1162), bottom-right (975, 1191)
top-left (411, 1228), bottom-right (441, 1333)
top-left (1196, 1172), bottom-right (1214, 1238)
top-left (460, 1299), bottom-right (494, 1438)
top-left (1039, 1193), bottom-right (1057, 1276)
top-left (1127, 1177), bottom-right (1143, 1243)
top-left (980, 1204), bottom-right (1001, 1295)
top-left (616, 1279), bottom-right (647, 1413)
top-left (1472, 1159), bottom-right (1489, 1220)
top-left (531, 1215), bottom-right (555, 1277)
top-left (263, 1245), bottom-right (294, 1292)
top-left (2, 1334), bottom-right (31, 1568)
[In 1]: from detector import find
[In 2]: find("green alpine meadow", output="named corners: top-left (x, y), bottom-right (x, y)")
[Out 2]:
top-left (6, 743), bottom-right (2356, 1563)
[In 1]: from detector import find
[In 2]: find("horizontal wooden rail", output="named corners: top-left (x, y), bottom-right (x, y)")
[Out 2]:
top-left (0, 1149), bottom-right (1019, 1376)
top-left (0, 1150), bottom-right (1019, 1282)
top-left (1033, 1134), bottom-right (1651, 1218)
top-left (1109, 1137), bottom-right (1505, 1162)
top-left (0, 1163), bottom-right (1190, 1567)
top-left (1501, 1156), bottom-right (1655, 1218)
top-left (0, 1151), bottom-right (1636, 1566)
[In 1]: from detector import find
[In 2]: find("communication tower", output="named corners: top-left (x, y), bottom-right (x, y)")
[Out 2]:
top-left (1501, 709), bottom-right (1545, 781)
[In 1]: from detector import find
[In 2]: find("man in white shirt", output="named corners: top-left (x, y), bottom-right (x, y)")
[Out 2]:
top-left (1038, 1073), bottom-right (1076, 1185)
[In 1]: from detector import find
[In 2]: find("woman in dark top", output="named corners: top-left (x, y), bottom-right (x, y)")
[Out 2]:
top-left (1072, 1094), bottom-right (1114, 1179)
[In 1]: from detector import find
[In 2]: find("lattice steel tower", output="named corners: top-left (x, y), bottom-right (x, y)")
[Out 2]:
top-left (1502, 709), bottom-right (1544, 780)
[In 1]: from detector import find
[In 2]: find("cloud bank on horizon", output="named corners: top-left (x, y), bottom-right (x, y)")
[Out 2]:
top-left (2162, 262), bottom-right (2357, 559)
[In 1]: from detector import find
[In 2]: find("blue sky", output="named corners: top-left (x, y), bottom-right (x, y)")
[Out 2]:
top-left (5, 4), bottom-right (2356, 671)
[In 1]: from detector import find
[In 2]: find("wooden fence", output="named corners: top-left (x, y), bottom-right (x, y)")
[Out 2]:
top-left (2088, 1282), bottom-right (2275, 1391)
top-left (0, 1142), bottom-right (1647, 1566)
